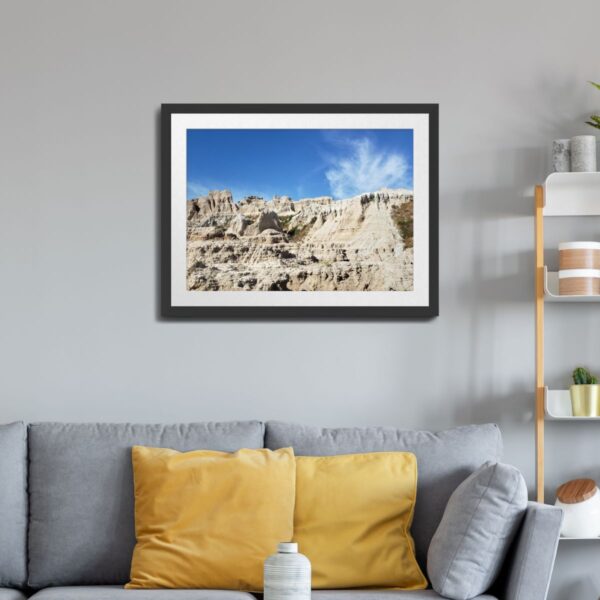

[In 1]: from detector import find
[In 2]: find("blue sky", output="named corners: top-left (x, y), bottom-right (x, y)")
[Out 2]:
top-left (186, 129), bottom-right (413, 201)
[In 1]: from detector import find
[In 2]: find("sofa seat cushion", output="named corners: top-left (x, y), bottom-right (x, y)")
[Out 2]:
top-left (311, 591), bottom-right (497, 600)
top-left (28, 588), bottom-right (258, 600)
top-left (265, 422), bottom-right (503, 570)
top-left (0, 589), bottom-right (27, 600)
top-left (27, 421), bottom-right (265, 588)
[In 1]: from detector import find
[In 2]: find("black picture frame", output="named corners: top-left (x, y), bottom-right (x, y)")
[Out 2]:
top-left (161, 104), bottom-right (438, 319)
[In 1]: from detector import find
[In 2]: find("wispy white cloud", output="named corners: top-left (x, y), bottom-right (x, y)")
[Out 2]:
top-left (187, 181), bottom-right (210, 199)
top-left (325, 137), bottom-right (409, 199)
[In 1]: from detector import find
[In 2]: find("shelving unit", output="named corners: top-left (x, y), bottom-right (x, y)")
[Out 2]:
top-left (542, 172), bottom-right (600, 216)
top-left (535, 172), bottom-right (600, 536)
top-left (545, 388), bottom-right (600, 420)
top-left (544, 268), bottom-right (600, 302)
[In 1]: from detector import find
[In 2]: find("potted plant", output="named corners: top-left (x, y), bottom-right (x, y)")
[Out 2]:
top-left (586, 81), bottom-right (600, 130)
top-left (571, 367), bottom-right (600, 417)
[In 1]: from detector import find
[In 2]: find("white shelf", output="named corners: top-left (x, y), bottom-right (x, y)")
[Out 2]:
top-left (544, 267), bottom-right (600, 302)
top-left (559, 536), bottom-right (600, 541)
top-left (544, 172), bottom-right (600, 216)
top-left (545, 388), bottom-right (600, 420)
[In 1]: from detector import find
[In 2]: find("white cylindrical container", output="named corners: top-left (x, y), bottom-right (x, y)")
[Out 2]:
top-left (570, 135), bottom-right (597, 172)
top-left (558, 269), bottom-right (600, 296)
top-left (264, 543), bottom-right (311, 600)
top-left (559, 242), bottom-right (600, 270)
top-left (555, 481), bottom-right (600, 538)
top-left (552, 139), bottom-right (571, 172)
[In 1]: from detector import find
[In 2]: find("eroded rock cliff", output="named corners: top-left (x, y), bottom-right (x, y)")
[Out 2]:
top-left (186, 188), bottom-right (414, 292)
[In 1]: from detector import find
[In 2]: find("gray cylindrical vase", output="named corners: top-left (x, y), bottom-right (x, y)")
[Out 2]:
top-left (552, 139), bottom-right (571, 172)
top-left (570, 135), bottom-right (597, 172)
top-left (264, 542), bottom-right (311, 600)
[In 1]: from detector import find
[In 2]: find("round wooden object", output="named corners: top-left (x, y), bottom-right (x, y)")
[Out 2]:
top-left (556, 478), bottom-right (597, 504)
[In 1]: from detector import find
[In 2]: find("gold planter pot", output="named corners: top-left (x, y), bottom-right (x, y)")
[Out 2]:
top-left (570, 385), bottom-right (600, 417)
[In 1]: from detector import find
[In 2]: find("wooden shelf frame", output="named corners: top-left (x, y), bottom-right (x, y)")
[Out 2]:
top-left (535, 173), bottom-right (600, 502)
top-left (535, 185), bottom-right (545, 502)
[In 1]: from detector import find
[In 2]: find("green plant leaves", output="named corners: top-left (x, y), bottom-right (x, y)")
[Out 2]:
top-left (587, 82), bottom-right (600, 129)
top-left (573, 367), bottom-right (599, 385)
top-left (586, 114), bottom-right (600, 129)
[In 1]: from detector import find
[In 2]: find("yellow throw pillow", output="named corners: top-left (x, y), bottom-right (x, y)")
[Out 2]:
top-left (293, 452), bottom-right (427, 590)
top-left (127, 446), bottom-right (296, 591)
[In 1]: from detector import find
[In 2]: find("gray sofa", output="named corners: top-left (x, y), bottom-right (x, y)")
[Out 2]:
top-left (0, 421), bottom-right (561, 600)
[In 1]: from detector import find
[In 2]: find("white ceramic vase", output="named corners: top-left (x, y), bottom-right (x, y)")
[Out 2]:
top-left (264, 543), bottom-right (311, 600)
top-left (552, 139), bottom-right (571, 172)
top-left (570, 135), bottom-right (597, 172)
top-left (555, 486), bottom-right (600, 538)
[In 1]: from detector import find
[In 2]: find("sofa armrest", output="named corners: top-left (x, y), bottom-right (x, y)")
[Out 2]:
top-left (499, 501), bottom-right (562, 600)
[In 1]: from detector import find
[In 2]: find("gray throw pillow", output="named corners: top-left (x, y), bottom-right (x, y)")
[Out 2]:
top-left (427, 461), bottom-right (528, 600)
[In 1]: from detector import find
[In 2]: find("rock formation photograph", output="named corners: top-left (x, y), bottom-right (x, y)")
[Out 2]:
top-left (185, 129), bottom-right (414, 292)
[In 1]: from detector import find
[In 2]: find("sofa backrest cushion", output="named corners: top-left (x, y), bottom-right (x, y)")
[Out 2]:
top-left (0, 422), bottom-right (27, 588)
top-left (265, 421), bottom-right (502, 570)
top-left (27, 421), bottom-right (265, 588)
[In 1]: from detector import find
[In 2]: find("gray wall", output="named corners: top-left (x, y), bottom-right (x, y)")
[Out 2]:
top-left (1, 1), bottom-right (599, 597)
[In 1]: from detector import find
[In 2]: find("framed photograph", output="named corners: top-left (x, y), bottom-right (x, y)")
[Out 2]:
top-left (162, 104), bottom-right (438, 318)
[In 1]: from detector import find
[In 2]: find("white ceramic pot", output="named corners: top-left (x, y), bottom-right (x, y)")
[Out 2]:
top-left (552, 139), bottom-right (571, 172)
top-left (570, 135), bottom-right (597, 172)
top-left (555, 486), bottom-right (600, 538)
top-left (264, 542), bottom-right (311, 600)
